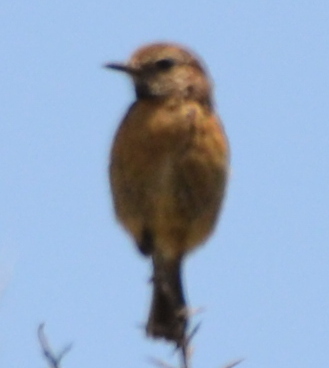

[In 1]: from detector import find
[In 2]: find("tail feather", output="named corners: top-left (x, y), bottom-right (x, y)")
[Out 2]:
top-left (146, 254), bottom-right (187, 346)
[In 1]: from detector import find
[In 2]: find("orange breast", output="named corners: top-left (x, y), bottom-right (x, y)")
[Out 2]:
top-left (110, 98), bottom-right (229, 259)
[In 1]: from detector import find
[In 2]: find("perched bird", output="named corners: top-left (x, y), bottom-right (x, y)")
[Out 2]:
top-left (105, 43), bottom-right (229, 346)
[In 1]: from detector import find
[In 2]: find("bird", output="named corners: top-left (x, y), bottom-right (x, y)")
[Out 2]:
top-left (105, 42), bottom-right (229, 347)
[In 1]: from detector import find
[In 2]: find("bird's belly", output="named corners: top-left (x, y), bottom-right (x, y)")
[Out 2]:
top-left (145, 152), bottom-right (225, 258)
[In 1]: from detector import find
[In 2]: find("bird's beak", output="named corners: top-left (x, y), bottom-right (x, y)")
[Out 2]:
top-left (103, 62), bottom-right (138, 75)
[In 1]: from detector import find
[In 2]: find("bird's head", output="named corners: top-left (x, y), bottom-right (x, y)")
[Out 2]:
top-left (105, 43), bottom-right (213, 107)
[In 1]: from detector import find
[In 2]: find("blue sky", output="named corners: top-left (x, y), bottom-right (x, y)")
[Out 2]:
top-left (1, 1), bottom-right (329, 367)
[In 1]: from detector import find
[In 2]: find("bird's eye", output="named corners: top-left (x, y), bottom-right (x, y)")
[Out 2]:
top-left (155, 58), bottom-right (175, 70)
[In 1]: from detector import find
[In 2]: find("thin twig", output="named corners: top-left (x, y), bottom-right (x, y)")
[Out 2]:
top-left (221, 358), bottom-right (245, 368)
top-left (37, 323), bottom-right (72, 368)
top-left (178, 321), bottom-right (201, 368)
top-left (187, 307), bottom-right (205, 318)
top-left (148, 356), bottom-right (177, 368)
top-left (186, 322), bottom-right (201, 347)
top-left (180, 342), bottom-right (189, 368)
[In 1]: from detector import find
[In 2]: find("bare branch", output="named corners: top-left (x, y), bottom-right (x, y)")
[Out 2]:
top-left (221, 358), bottom-right (245, 368)
top-left (37, 323), bottom-right (72, 368)
top-left (148, 356), bottom-right (177, 368)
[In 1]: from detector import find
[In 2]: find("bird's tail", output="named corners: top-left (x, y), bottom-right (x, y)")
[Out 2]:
top-left (146, 253), bottom-right (187, 346)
